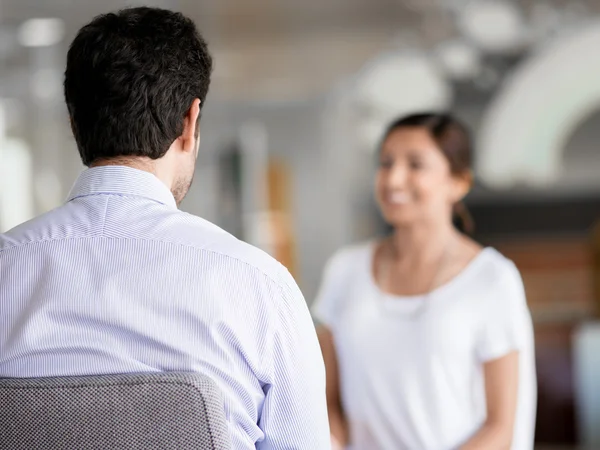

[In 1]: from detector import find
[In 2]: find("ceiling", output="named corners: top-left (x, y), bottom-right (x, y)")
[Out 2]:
top-left (0, 0), bottom-right (453, 101)
top-left (1, 0), bottom-right (599, 101)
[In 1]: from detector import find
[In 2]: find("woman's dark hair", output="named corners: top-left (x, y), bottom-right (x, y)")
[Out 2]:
top-left (380, 112), bottom-right (475, 235)
top-left (64, 7), bottom-right (213, 166)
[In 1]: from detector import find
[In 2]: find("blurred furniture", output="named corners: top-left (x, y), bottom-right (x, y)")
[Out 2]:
top-left (573, 322), bottom-right (600, 448)
top-left (0, 372), bottom-right (230, 450)
top-left (534, 324), bottom-right (577, 443)
top-left (592, 220), bottom-right (600, 314)
top-left (490, 236), bottom-right (595, 444)
top-left (494, 237), bottom-right (595, 323)
top-left (266, 158), bottom-right (298, 279)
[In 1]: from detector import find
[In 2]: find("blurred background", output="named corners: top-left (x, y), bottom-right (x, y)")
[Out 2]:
top-left (1, 0), bottom-right (599, 447)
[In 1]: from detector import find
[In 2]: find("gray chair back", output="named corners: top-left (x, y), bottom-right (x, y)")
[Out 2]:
top-left (0, 372), bottom-right (231, 450)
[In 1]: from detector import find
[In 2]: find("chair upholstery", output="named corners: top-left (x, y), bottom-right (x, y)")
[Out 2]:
top-left (0, 372), bottom-right (231, 450)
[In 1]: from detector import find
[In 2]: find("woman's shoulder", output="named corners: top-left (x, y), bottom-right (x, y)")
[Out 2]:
top-left (480, 247), bottom-right (520, 277)
top-left (455, 233), bottom-right (517, 278)
top-left (313, 241), bottom-right (375, 323)
top-left (466, 246), bottom-right (525, 298)
top-left (321, 241), bottom-right (374, 280)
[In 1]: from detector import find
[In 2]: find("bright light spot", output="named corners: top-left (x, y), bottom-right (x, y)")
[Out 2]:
top-left (0, 139), bottom-right (35, 231)
top-left (358, 51), bottom-right (452, 116)
top-left (459, 1), bottom-right (526, 53)
top-left (356, 51), bottom-right (453, 150)
top-left (435, 40), bottom-right (481, 81)
top-left (0, 100), bottom-right (36, 231)
top-left (18, 18), bottom-right (64, 47)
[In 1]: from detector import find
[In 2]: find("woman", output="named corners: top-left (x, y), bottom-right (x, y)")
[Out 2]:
top-left (313, 113), bottom-right (536, 450)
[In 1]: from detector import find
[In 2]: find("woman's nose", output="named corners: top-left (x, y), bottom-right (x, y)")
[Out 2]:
top-left (386, 163), bottom-right (408, 188)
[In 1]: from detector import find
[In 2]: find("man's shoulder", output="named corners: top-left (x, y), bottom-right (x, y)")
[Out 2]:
top-left (1, 205), bottom-right (293, 292)
top-left (0, 203), bottom-right (84, 253)
top-left (145, 210), bottom-right (294, 290)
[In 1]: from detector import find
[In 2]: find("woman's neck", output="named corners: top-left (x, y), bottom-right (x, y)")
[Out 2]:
top-left (388, 220), bottom-right (458, 266)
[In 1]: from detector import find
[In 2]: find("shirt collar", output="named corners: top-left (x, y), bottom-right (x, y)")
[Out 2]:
top-left (67, 166), bottom-right (178, 209)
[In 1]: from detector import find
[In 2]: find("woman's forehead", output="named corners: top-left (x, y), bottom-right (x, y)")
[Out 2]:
top-left (381, 128), bottom-right (441, 155)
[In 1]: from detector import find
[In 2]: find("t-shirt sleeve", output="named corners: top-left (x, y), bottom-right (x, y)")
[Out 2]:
top-left (311, 248), bottom-right (352, 329)
top-left (476, 261), bottom-right (534, 362)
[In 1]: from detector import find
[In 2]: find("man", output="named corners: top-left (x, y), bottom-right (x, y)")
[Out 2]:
top-left (0, 8), bottom-right (330, 449)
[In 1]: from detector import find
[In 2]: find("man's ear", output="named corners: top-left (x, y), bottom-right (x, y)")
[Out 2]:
top-left (181, 98), bottom-right (201, 153)
top-left (68, 114), bottom-right (76, 136)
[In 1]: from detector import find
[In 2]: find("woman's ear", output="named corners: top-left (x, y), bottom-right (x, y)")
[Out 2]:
top-left (452, 169), bottom-right (473, 203)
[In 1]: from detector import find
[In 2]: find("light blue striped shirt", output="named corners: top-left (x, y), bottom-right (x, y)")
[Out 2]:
top-left (0, 166), bottom-right (330, 450)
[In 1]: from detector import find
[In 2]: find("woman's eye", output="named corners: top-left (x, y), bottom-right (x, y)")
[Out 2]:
top-left (409, 160), bottom-right (424, 170)
top-left (379, 159), bottom-right (393, 169)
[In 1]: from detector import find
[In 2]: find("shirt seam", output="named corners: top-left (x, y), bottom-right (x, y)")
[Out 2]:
top-left (0, 235), bottom-right (289, 291)
top-left (101, 196), bottom-right (110, 236)
top-left (67, 192), bottom-right (175, 210)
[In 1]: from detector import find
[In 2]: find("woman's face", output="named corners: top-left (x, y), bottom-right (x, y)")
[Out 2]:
top-left (375, 127), bottom-right (469, 228)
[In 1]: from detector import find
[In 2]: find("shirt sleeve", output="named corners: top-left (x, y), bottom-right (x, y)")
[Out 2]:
top-left (311, 249), bottom-right (351, 329)
top-left (257, 270), bottom-right (331, 450)
top-left (476, 261), bottom-right (534, 362)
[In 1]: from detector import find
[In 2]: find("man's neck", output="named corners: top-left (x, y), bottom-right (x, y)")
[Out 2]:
top-left (89, 157), bottom-right (176, 201)
top-left (90, 157), bottom-right (156, 174)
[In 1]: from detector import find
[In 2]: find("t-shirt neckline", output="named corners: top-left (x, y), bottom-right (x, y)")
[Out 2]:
top-left (366, 240), bottom-right (492, 302)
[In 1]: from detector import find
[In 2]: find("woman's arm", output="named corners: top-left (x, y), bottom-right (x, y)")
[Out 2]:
top-left (317, 325), bottom-right (349, 449)
top-left (460, 351), bottom-right (519, 450)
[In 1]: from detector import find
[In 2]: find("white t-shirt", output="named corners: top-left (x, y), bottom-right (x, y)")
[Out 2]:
top-left (312, 242), bottom-right (536, 450)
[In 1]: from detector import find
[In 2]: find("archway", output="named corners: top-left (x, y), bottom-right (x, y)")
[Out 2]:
top-left (477, 21), bottom-right (600, 190)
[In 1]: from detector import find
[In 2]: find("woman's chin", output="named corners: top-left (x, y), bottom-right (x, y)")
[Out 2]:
top-left (382, 210), bottom-right (417, 228)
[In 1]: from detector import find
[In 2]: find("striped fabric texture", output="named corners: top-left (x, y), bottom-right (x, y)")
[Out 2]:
top-left (0, 166), bottom-right (330, 450)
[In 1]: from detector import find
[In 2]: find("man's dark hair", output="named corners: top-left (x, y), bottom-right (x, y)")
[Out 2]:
top-left (64, 7), bottom-right (212, 166)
